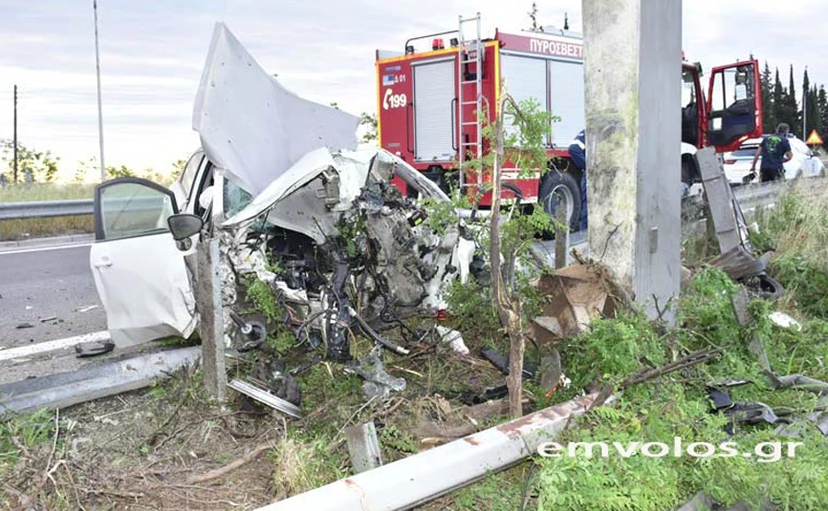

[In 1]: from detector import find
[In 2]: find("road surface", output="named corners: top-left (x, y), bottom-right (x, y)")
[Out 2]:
top-left (0, 243), bottom-right (106, 350)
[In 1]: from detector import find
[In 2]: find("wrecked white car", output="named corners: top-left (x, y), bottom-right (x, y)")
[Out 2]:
top-left (89, 23), bottom-right (476, 364)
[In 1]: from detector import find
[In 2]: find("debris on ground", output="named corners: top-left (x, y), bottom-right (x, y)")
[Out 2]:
top-left (767, 311), bottom-right (802, 330)
top-left (344, 421), bottom-right (383, 473)
top-left (345, 347), bottom-right (406, 400)
top-left (532, 263), bottom-right (618, 344)
top-left (228, 378), bottom-right (302, 418)
top-left (74, 338), bottom-right (115, 358)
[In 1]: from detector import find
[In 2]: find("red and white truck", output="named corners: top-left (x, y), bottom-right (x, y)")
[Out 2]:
top-left (375, 15), bottom-right (762, 228)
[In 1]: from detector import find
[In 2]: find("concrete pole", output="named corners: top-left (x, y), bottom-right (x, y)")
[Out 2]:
top-left (582, 0), bottom-right (682, 322)
top-left (193, 237), bottom-right (227, 402)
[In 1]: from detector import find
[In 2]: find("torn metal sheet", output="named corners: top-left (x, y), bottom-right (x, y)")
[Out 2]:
top-left (193, 23), bottom-right (359, 196)
top-left (765, 370), bottom-right (828, 396)
top-left (346, 347), bottom-right (406, 400)
top-left (228, 378), bottom-right (302, 418)
top-left (532, 263), bottom-right (617, 344)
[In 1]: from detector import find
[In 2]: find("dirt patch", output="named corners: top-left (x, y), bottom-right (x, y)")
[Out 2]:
top-left (1, 331), bottom-right (518, 510)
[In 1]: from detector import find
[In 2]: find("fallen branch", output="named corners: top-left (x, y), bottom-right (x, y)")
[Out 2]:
top-left (620, 347), bottom-right (723, 389)
top-left (591, 347), bottom-right (723, 409)
top-left (185, 443), bottom-right (272, 484)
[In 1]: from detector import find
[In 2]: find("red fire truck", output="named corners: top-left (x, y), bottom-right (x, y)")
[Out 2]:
top-left (374, 15), bottom-right (762, 229)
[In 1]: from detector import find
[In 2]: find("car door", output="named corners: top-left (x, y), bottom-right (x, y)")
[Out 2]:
top-left (706, 60), bottom-right (762, 153)
top-left (90, 177), bottom-right (197, 347)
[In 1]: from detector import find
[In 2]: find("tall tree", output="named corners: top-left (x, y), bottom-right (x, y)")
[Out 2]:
top-left (818, 85), bottom-right (828, 137)
top-left (761, 62), bottom-right (775, 133)
top-left (772, 68), bottom-right (785, 131)
top-left (784, 65), bottom-right (800, 129)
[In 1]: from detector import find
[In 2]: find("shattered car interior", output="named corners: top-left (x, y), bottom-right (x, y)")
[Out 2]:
top-left (216, 147), bottom-right (477, 368)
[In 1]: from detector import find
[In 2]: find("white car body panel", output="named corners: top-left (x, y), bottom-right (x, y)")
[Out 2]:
top-left (723, 136), bottom-right (824, 184)
top-left (193, 23), bottom-right (360, 196)
top-left (90, 232), bottom-right (197, 347)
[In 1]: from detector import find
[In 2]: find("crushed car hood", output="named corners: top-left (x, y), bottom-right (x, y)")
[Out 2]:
top-left (221, 147), bottom-right (450, 243)
top-left (193, 23), bottom-right (360, 196)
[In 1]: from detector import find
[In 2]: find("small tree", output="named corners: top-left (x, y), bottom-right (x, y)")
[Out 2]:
top-left (461, 87), bottom-right (556, 418)
top-left (360, 112), bottom-right (378, 143)
top-left (106, 164), bottom-right (136, 179)
top-left (0, 139), bottom-right (60, 183)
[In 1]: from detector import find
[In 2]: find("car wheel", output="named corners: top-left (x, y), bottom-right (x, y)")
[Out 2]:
top-left (540, 170), bottom-right (582, 233)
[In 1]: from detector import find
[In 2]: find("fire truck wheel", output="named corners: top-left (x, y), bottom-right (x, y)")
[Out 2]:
top-left (539, 171), bottom-right (582, 233)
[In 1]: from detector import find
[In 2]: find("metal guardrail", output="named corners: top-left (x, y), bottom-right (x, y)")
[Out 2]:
top-left (0, 177), bottom-right (821, 222)
top-left (0, 195), bottom-right (169, 221)
top-left (0, 199), bottom-right (94, 220)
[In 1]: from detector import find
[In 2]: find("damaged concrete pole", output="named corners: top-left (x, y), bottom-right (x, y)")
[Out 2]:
top-left (191, 237), bottom-right (227, 402)
top-left (582, 0), bottom-right (682, 323)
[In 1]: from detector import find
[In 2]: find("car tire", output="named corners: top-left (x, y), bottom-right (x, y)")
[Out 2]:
top-left (540, 170), bottom-right (582, 233)
top-left (745, 273), bottom-right (784, 301)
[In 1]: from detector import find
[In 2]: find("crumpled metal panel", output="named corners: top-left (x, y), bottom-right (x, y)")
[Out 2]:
top-left (193, 23), bottom-right (359, 196)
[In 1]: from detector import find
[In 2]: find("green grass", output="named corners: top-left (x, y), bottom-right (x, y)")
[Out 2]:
top-left (0, 183), bottom-right (95, 202)
top-left (0, 183), bottom-right (95, 240)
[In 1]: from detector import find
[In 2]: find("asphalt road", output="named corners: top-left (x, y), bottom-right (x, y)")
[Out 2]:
top-left (0, 244), bottom-right (106, 349)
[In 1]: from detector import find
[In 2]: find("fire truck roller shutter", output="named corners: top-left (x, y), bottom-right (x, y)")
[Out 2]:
top-left (548, 60), bottom-right (585, 148)
top-left (500, 54), bottom-right (549, 144)
top-left (413, 59), bottom-right (456, 162)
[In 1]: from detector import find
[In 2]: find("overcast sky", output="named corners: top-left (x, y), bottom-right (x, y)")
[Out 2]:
top-left (0, 0), bottom-right (825, 181)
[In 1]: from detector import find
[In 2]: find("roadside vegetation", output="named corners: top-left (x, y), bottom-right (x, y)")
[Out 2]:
top-left (0, 184), bottom-right (96, 241)
top-left (533, 182), bottom-right (828, 510)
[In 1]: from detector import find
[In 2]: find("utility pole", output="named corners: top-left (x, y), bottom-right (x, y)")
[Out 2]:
top-left (583, 0), bottom-right (682, 323)
top-left (803, 65), bottom-right (808, 139)
top-left (93, 0), bottom-right (106, 181)
top-left (13, 85), bottom-right (18, 183)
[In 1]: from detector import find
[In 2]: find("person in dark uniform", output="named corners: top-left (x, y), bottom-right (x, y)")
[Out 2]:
top-left (745, 123), bottom-right (793, 183)
top-left (568, 129), bottom-right (587, 231)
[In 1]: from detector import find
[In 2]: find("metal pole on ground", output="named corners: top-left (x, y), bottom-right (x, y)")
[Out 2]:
top-left (582, 0), bottom-right (683, 323)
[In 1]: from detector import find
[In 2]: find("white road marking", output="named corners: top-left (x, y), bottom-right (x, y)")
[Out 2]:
top-left (0, 331), bottom-right (110, 362)
top-left (0, 242), bottom-right (93, 256)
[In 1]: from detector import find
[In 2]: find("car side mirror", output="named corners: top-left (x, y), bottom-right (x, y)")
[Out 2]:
top-left (168, 213), bottom-right (203, 251)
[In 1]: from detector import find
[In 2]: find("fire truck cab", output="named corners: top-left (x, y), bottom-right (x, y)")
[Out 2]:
top-left (375, 17), bottom-right (762, 229)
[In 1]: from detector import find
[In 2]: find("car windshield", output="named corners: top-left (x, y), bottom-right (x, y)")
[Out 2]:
top-left (223, 178), bottom-right (253, 219)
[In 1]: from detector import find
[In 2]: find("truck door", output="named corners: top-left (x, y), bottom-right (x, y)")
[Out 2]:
top-left (90, 178), bottom-right (197, 347)
top-left (706, 60), bottom-right (762, 153)
top-left (413, 58), bottom-right (456, 162)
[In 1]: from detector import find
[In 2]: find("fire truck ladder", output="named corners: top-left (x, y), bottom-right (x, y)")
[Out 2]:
top-left (457, 13), bottom-right (483, 192)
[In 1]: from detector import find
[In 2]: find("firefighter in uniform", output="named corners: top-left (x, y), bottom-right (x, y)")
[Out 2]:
top-left (568, 129), bottom-right (588, 231)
